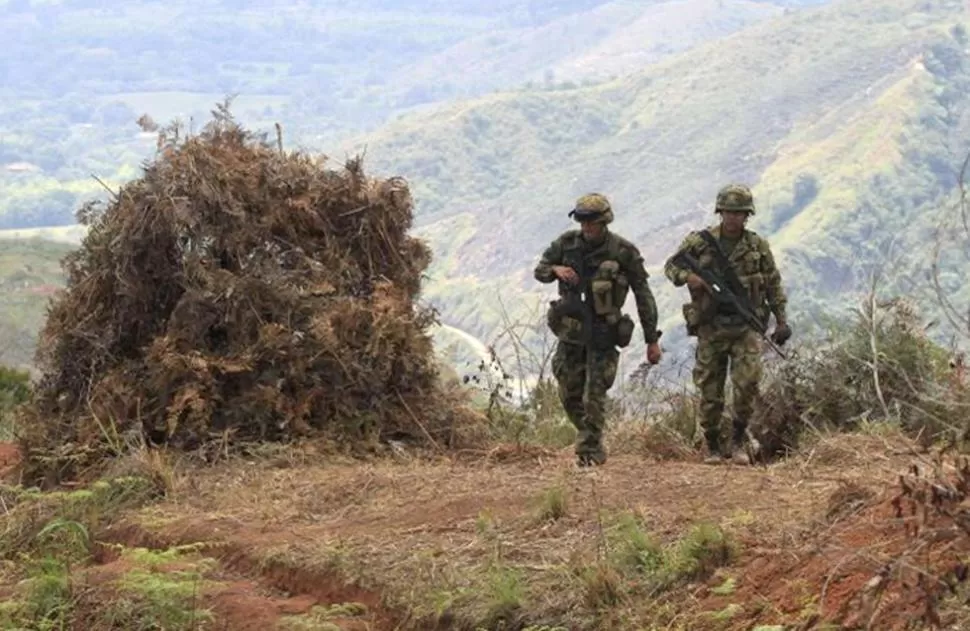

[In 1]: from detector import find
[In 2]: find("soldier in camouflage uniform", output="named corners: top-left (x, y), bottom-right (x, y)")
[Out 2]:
top-left (535, 193), bottom-right (663, 466)
top-left (664, 184), bottom-right (791, 465)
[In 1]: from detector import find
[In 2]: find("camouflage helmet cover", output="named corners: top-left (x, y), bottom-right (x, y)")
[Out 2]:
top-left (715, 183), bottom-right (756, 215)
top-left (569, 193), bottom-right (614, 224)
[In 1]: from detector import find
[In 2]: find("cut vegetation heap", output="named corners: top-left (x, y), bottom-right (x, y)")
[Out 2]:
top-left (18, 106), bottom-right (475, 485)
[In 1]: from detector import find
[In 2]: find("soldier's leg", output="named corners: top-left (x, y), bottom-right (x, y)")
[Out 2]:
top-left (552, 341), bottom-right (589, 453)
top-left (579, 346), bottom-right (620, 464)
top-left (693, 332), bottom-right (730, 457)
top-left (728, 329), bottom-right (764, 457)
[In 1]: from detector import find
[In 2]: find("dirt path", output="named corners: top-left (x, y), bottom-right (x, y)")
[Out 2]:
top-left (90, 433), bottom-right (943, 630)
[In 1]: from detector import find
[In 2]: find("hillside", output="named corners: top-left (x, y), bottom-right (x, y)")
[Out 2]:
top-left (382, 0), bottom-right (785, 97)
top-left (337, 0), bottom-right (970, 376)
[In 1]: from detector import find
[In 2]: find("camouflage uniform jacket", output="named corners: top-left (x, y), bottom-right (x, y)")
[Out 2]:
top-left (535, 229), bottom-right (660, 344)
top-left (664, 225), bottom-right (787, 329)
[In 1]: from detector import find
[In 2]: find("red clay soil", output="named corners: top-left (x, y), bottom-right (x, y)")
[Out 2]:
top-left (95, 525), bottom-right (403, 631)
top-left (0, 441), bottom-right (21, 480)
top-left (694, 461), bottom-right (970, 630)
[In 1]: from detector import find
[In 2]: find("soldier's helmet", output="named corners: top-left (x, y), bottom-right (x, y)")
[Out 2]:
top-left (568, 193), bottom-right (614, 225)
top-left (715, 184), bottom-right (756, 215)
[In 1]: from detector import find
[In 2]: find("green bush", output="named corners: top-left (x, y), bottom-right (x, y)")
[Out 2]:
top-left (753, 297), bottom-right (965, 458)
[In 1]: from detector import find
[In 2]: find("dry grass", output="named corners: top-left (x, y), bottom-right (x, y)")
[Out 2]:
top-left (76, 433), bottom-right (921, 630)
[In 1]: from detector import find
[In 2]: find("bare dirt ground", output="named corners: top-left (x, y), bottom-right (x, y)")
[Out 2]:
top-left (0, 441), bottom-right (20, 480)
top-left (4, 433), bottom-right (966, 630)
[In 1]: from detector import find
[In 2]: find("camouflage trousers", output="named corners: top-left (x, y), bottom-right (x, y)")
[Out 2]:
top-left (552, 340), bottom-right (619, 463)
top-left (693, 325), bottom-right (763, 453)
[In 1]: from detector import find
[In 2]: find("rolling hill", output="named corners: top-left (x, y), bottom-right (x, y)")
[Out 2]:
top-left (0, 0), bottom-right (843, 376)
top-left (0, 237), bottom-right (75, 371)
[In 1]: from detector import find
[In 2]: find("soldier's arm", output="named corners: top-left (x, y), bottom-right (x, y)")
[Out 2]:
top-left (533, 237), bottom-right (564, 283)
top-left (663, 232), bottom-right (701, 286)
top-left (759, 240), bottom-right (788, 324)
top-left (622, 247), bottom-right (661, 344)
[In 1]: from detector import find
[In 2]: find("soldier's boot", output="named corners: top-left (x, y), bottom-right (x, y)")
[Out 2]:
top-left (702, 426), bottom-right (725, 465)
top-left (577, 450), bottom-right (607, 468)
top-left (576, 403), bottom-right (609, 466)
top-left (575, 428), bottom-right (607, 467)
top-left (576, 440), bottom-right (607, 467)
top-left (725, 418), bottom-right (752, 466)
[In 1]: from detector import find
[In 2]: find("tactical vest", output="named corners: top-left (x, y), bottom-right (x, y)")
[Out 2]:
top-left (546, 231), bottom-right (635, 349)
top-left (681, 230), bottom-right (770, 336)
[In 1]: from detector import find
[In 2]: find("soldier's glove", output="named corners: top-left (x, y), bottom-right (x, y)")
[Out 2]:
top-left (770, 322), bottom-right (792, 346)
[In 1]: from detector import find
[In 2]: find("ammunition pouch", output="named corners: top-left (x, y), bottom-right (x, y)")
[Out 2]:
top-left (547, 299), bottom-right (635, 350)
top-left (682, 283), bottom-right (716, 337)
top-left (615, 313), bottom-right (635, 348)
top-left (547, 298), bottom-right (585, 345)
top-left (682, 303), bottom-right (701, 337)
top-left (591, 260), bottom-right (620, 317)
top-left (591, 279), bottom-right (613, 316)
top-left (547, 258), bottom-right (636, 349)
top-left (745, 275), bottom-right (771, 331)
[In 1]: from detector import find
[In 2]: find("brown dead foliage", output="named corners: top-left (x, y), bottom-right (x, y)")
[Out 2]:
top-left (17, 105), bottom-right (478, 485)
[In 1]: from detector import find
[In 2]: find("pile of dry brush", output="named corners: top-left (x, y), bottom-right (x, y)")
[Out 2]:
top-left (18, 106), bottom-right (478, 484)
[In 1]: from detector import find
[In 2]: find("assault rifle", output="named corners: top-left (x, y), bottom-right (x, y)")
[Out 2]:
top-left (672, 250), bottom-right (788, 359)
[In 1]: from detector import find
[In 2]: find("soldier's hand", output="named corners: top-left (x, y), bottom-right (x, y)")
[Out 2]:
top-left (646, 342), bottom-right (662, 365)
top-left (552, 265), bottom-right (579, 285)
top-left (771, 322), bottom-right (792, 346)
top-left (686, 273), bottom-right (710, 292)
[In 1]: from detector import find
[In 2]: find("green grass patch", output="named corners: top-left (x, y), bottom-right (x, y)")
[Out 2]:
top-left (0, 543), bottom-right (219, 631)
top-left (0, 475), bottom-right (162, 561)
top-left (0, 471), bottom-right (188, 630)
top-left (95, 545), bottom-right (217, 630)
top-left (598, 512), bottom-right (739, 595)
top-left (533, 483), bottom-right (569, 523)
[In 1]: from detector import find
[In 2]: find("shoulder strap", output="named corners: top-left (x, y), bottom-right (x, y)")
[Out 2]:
top-left (698, 229), bottom-right (747, 300)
